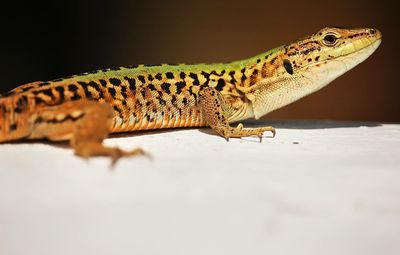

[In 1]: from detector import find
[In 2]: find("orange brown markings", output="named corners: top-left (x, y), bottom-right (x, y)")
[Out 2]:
top-left (0, 100), bottom-right (10, 136)
top-left (254, 57), bottom-right (281, 81)
top-left (32, 88), bottom-right (58, 106)
top-left (17, 86), bottom-right (34, 94)
top-left (34, 96), bottom-right (46, 106)
top-left (38, 82), bottom-right (51, 87)
top-left (144, 113), bottom-right (155, 130)
top-left (77, 81), bottom-right (102, 100)
top-left (249, 69), bottom-right (259, 86)
top-left (261, 62), bottom-right (268, 78)
top-left (54, 86), bottom-right (66, 102)
top-left (34, 111), bottom-right (85, 125)
top-left (0, 102), bottom-right (6, 120)
top-left (6, 81), bottom-right (42, 96)
top-left (13, 95), bottom-right (29, 114)
top-left (162, 109), bottom-right (175, 129)
top-left (107, 87), bottom-right (117, 99)
top-left (67, 84), bottom-right (82, 101)
top-left (159, 109), bottom-right (170, 129)
top-left (170, 95), bottom-right (178, 107)
top-left (154, 109), bottom-right (167, 129)
top-left (132, 100), bottom-right (144, 129)
top-left (119, 86), bottom-right (128, 105)
top-left (89, 81), bottom-right (104, 99)
top-left (9, 123), bottom-right (17, 132)
top-left (183, 107), bottom-right (193, 127)
top-left (112, 104), bottom-right (123, 119)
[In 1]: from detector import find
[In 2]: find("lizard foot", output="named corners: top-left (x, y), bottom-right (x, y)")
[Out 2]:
top-left (224, 124), bottom-right (276, 142)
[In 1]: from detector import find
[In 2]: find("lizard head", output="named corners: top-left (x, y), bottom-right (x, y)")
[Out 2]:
top-left (283, 27), bottom-right (382, 85)
top-left (248, 27), bottom-right (382, 119)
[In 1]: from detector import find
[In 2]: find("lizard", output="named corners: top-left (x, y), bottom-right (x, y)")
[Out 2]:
top-left (0, 27), bottom-right (382, 162)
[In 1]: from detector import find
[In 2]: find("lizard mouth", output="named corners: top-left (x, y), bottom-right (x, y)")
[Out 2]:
top-left (331, 38), bottom-right (381, 70)
top-left (337, 36), bottom-right (381, 62)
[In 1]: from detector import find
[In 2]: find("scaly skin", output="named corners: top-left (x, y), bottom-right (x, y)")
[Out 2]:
top-left (0, 27), bottom-right (382, 161)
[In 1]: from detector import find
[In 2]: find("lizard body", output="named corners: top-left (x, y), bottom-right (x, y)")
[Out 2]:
top-left (0, 27), bottom-right (381, 161)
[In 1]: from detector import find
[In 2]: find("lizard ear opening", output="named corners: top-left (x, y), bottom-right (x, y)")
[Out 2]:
top-left (283, 59), bottom-right (294, 75)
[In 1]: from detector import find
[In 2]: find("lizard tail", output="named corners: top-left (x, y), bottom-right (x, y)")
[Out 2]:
top-left (0, 97), bottom-right (6, 142)
top-left (0, 94), bottom-right (35, 142)
top-left (0, 95), bottom-right (20, 142)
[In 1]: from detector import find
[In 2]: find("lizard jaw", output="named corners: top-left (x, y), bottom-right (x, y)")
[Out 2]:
top-left (303, 37), bottom-right (382, 93)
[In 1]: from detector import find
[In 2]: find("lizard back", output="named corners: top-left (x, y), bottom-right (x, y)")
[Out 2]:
top-left (0, 62), bottom-right (257, 140)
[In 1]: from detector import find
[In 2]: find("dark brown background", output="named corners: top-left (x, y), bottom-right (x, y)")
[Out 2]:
top-left (1, 0), bottom-right (398, 122)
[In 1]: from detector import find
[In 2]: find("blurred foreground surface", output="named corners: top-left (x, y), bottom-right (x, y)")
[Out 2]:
top-left (0, 120), bottom-right (399, 255)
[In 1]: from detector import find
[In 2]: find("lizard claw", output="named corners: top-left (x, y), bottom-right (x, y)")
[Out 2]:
top-left (270, 128), bottom-right (276, 138)
top-left (110, 147), bottom-right (148, 168)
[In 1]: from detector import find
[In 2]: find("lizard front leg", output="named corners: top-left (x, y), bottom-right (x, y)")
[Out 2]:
top-left (29, 100), bottom-right (145, 164)
top-left (198, 87), bottom-right (275, 141)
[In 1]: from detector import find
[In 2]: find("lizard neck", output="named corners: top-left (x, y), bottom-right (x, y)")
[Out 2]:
top-left (229, 47), bottom-right (293, 120)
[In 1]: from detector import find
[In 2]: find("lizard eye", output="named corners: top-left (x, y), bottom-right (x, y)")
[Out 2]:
top-left (322, 34), bottom-right (338, 46)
